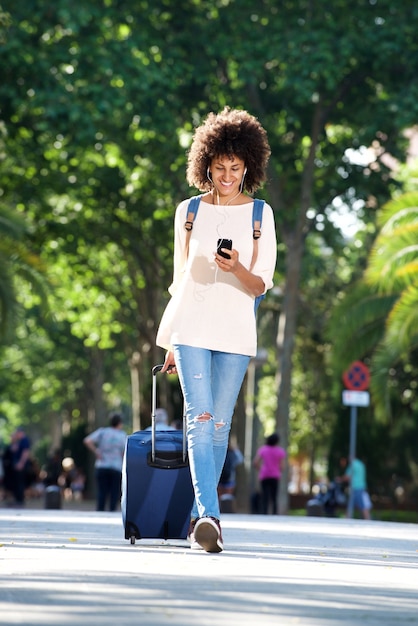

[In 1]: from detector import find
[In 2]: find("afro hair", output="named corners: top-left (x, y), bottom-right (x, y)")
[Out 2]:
top-left (186, 107), bottom-right (271, 194)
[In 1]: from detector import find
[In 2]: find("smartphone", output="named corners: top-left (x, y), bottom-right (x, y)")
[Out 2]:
top-left (217, 238), bottom-right (232, 259)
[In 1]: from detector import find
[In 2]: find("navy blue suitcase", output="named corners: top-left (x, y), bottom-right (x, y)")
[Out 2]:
top-left (121, 365), bottom-right (194, 543)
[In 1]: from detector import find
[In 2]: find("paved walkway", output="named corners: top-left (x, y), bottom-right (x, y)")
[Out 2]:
top-left (0, 508), bottom-right (417, 625)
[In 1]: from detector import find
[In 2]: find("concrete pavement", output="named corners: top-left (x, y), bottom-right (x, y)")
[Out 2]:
top-left (0, 508), bottom-right (417, 625)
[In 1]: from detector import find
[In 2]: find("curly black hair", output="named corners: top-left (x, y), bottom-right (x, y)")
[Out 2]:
top-left (186, 107), bottom-right (271, 195)
top-left (110, 413), bottom-right (122, 427)
top-left (266, 433), bottom-right (280, 446)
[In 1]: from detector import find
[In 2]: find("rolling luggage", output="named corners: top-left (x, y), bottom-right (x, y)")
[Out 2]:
top-left (121, 364), bottom-right (194, 544)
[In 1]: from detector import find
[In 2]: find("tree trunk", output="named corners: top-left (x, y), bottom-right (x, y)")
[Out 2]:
top-left (129, 351), bottom-right (141, 432)
top-left (91, 348), bottom-right (107, 428)
top-left (274, 103), bottom-right (323, 514)
top-left (275, 229), bottom-right (304, 514)
top-left (234, 384), bottom-right (248, 513)
top-left (85, 348), bottom-right (107, 500)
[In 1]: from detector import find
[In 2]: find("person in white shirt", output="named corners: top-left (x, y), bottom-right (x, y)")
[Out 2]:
top-left (157, 107), bottom-right (277, 552)
top-left (84, 413), bottom-right (127, 512)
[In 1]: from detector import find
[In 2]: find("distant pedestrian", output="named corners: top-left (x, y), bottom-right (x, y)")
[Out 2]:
top-left (145, 408), bottom-right (175, 431)
top-left (342, 456), bottom-right (372, 520)
top-left (43, 449), bottom-right (63, 487)
top-left (70, 468), bottom-right (86, 501)
top-left (253, 433), bottom-right (286, 515)
top-left (1, 443), bottom-right (14, 500)
top-left (218, 438), bottom-right (244, 512)
top-left (84, 413), bottom-right (127, 512)
top-left (6, 427), bottom-right (32, 506)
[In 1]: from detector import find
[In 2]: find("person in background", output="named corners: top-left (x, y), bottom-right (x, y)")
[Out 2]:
top-left (145, 408), bottom-right (175, 431)
top-left (42, 449), bottom-right (63, 488)
top-left (341, 456), bottom-right (372, 520)
top-left (8, 427), bottom-right (32, 506)
top-left (253, 432), bottom-right (286, 515)
top-left (157, 107), bottom-right (277, 552)
top-left (84, 413), bottom-right (127, 512)
top-left (172, 418), bottom-right (184, 431)
top-left (1, 442), bottom-right (14, 502)
top-left (217, 437), bottom-right (244, 513)
top-left (70, 467), bottom-right (86, 501)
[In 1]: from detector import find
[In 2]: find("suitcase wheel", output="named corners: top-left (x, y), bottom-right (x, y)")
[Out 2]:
top-left (130, 536), bottom-right (136, 545)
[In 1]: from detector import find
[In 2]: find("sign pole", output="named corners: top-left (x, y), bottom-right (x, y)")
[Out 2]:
top-left (346, 405), bottom-right (358, 519)
top-left (342, 361), bottom-right (371, 520)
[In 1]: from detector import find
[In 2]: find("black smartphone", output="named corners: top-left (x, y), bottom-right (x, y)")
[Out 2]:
top-left (217, 238), bottom-right (232, 259)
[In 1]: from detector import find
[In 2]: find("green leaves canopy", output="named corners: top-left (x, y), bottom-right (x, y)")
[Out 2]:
top-left (366, 192), bottom-right (418, 407)
top-left (1, 1), bottom-right (418, 493)
top-left (329, 190), bottom-right (418, 419)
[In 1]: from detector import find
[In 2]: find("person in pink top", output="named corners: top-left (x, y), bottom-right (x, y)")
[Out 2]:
top-left (253, 433), bottom-right (286, 515)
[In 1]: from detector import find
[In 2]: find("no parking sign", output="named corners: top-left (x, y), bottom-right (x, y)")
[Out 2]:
top-left (342, 361), bottom-right (371, 518)
top-left (342, 360), bottom-right (370, 391)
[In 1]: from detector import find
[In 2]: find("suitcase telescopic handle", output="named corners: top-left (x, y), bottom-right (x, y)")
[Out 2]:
top-left (151, 364), bottom-right (187, 464)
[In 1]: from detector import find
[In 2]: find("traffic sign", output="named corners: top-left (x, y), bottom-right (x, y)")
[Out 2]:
top-left (342, 390), bottom-right (370, 407)
top-left (342, 361), bottom-right (370, 391)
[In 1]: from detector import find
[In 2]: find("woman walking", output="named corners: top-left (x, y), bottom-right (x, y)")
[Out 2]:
top-left (157, 107), bottom-right (277, 552)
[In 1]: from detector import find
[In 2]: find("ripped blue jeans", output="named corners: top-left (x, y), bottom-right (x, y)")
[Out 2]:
top-left (173, 344), bottom-right (250, 520)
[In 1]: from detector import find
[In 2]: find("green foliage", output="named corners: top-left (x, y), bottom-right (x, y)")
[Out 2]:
top-left (328, 282), bottom-right (397, 374)
top-left (367, 193), bottom-right (418, 292)
top-left (327, 183), bottom-right (418, 502)
top-left (366, 192), bottom-right (418, 411)
top-left (0, 5), bottom-right (11, 41)
top-left (1, 0), bottom-right (418, 501)
top-left (0, 205), bottom-right (49, 341)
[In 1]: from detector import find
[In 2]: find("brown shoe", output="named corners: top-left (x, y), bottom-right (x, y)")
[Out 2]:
top-left (187, 518), bottom-right (203, 551)
top-left (193, 517), bottom-right (223, 553)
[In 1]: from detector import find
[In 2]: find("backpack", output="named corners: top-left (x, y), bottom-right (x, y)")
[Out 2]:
top-left (184, 196), bottom-right (265, 312)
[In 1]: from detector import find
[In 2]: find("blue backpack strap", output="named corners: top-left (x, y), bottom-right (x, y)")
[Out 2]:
top-left (251, 199), bottom-right (265, 313)
top-left (185, 195), bottom-right (202, 259)
top-left (254, 293), bottom-right (264, 313)
top-left (249, 199), bottom-right (264, 271)
top-left (185, 195), bottom-right (202, 231)
top-left (252, 198), bottom-right (264, 239)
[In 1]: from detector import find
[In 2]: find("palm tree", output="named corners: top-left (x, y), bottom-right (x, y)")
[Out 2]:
top-left (328, 191), bottom-right (418, 418)
top-left (0, 205), bottom-right (48, 342)
top-left (365, 192), bottom-right (418, 410)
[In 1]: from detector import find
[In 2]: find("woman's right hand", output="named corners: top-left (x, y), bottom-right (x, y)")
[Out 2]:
top-left (161, 350), bottom-right (177, 374)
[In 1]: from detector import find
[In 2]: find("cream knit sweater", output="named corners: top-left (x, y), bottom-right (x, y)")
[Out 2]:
top-left (156, 197), bottom-right (277, 357)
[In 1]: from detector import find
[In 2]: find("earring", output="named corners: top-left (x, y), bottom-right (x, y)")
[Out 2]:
top-left (240, 167), bottom-right (247, 192)
top-left (207, 167), bottom-right (213, 183)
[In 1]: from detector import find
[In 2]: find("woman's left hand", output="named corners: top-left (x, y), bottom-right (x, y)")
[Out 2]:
top-left (215, 248), bottom-right (239, 272)
top-left (215, 248), bottom-right (265, 297)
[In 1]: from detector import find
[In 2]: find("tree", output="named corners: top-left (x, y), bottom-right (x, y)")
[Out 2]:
top-left (326, 183), bottom-right (418, 501)
top-left (0, 205), bottom-right (48, 342)
top-left (366, 191), bottom-right (418, 405)
top-left (0, 0), bottom-right (189, 432)
top-left (2, 1), bottom-right (418, 510)
top-left (201, 0), bottom-right (418, 509)
top-left (329, 191), bottom-right (418, 418)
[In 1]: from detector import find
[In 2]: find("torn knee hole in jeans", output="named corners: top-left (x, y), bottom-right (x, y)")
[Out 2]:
top-left (194, 413), bottom-right (226, 430)
top-left (195, 412), bottom-right (212, 423)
